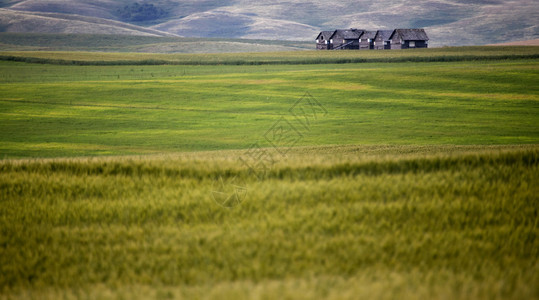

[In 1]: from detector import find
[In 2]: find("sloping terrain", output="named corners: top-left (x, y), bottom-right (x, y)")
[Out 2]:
top-left (151, 10), bottom-right (319, 41)
top-left (7, 0), bottom-right (119, 19)
top-left (0, 0), bottom-right (537, 46)
top-left (0, 8), bottom-right (176, 36)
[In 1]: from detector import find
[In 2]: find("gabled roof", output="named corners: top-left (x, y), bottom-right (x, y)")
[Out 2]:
top-left (316, 31), bottom-right (335, 41)
top-left (375, 30), bottom-right (393, 41)
top-left (359, 31), bottom-right (377, 40)
top-left (330, 29), bottom-right (364, 40)
top-left (390, 29), bottom-right (429, 41)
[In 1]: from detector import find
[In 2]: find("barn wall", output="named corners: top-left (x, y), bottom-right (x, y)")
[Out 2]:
top-left (345, 39), bottom-right (360, 50)
top-left (359, 39), bottom-right (373, 50)
top-left (389, 32), bottom-right (399, 49)
top-left (401, 40), bottom-right (428, 49)
top-left (317, 43), bottom-right (327, 50)
top-left (330, 32), bottom-right (345, 49)
top-left (374, 36), bottom-right (385, 50)
top-left (390, 39), bottom-right (402, 49)
top-left (414, 40), bottom-right (428, 48)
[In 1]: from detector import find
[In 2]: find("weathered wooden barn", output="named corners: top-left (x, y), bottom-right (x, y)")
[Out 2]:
top-left (359, 31), bottom-right (377, 50)
top-left (374, 30), bottom-right (393, 50)
top-left (316, 31), bottom-right (335, 50)
top-left (316, 28), bottom-right (429, 50)
top-left (389, 29), bottom-right (429, 49)
top-left (329, 29), bottom-right (363, 50)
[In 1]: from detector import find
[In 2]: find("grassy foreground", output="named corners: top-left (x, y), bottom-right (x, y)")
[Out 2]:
top-left (0, 145), bottom-right (538, 299)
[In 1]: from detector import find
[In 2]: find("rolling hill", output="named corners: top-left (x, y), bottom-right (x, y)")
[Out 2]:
top-left (0, 0), bottom-right (538, 47)
top-left (0, 8), bottom-right (175, 37)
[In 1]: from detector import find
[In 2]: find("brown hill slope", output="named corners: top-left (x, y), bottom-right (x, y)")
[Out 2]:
top-left (8, 0), bottom-right (119, 19)
top-left (151, 10), bottom-right (319, 41)
top-left (0, 8), bottom-right (176, 37)
top-left (0, 0), bottom-right (538, 46)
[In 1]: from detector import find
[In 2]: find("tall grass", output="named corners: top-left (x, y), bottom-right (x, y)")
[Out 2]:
top-left (3, 54), bottom-right (539, 66)
top-left (0, 145), bottom-right (537, 299)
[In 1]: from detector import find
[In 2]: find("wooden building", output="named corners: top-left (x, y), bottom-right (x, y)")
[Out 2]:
top-left (315, 28), bottom-right (429, 50)
top-left (359, 31), bottom-right (377, 50)
top-left (374, 30), bottom-right (393, 50)
top-left (389, 29), bottom-right (429, 49)
top-left (316, 31), bottom-right (335, 50)
top-left (329, 29), bottom-right (363, 50)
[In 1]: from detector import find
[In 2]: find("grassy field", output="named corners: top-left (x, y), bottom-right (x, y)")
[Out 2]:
top-left (1, 48), bottom-right (538, 158)
top-left (0, 145), bottom-right (538, 299)
top-left (1, 46), bottom-right (538, 65)
top-left (0, 48), bottom-right (538, 299)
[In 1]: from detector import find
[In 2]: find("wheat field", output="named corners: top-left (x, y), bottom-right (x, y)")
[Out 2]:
top-left (0, 49), bottom-right (538, 299)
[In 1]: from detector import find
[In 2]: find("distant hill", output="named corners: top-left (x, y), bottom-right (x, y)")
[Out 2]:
top-left (151, 10), bottom-right (319, 41)
top-left (0, 0), bottom-right (538, 47)
top-left (0, 8), bottom-right (175, 37)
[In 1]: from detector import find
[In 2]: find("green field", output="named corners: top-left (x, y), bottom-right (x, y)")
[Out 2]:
top-left (1, 48), bottom-right (538, 158)
top-left (1, 45), bottom-right (538, 65)
top-left (0, 48), bottom-right (538, 299)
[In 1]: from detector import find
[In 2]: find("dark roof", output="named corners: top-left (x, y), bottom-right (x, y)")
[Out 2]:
top-left (330, 29), bottom-right (363, 40)
top-left (391, 29), bottom-right (429, 41)
top-left (375, 30), bottom-right (393, 41)
top-left (360, 31), bottom-right (377, 40)
top-left (316, 30), bottom-right (335, 40)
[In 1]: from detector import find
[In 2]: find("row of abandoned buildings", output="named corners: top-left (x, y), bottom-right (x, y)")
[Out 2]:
top-left (316, 28), bottom-right (429, 50)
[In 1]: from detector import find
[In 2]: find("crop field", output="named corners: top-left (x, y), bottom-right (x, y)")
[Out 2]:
top-left (0, 48), bottom-right (538, 299)
top-left (1, 48), bottom-right (538, 158)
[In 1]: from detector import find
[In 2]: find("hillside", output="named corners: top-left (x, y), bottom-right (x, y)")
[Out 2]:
top-left (0, 8), bottom-right (175, 37)
top-left (0, 0), bottom-right (537, 47)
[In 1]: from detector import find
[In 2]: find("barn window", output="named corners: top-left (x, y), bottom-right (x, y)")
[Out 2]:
top-left (409, 41), bottom-right (415, 47)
